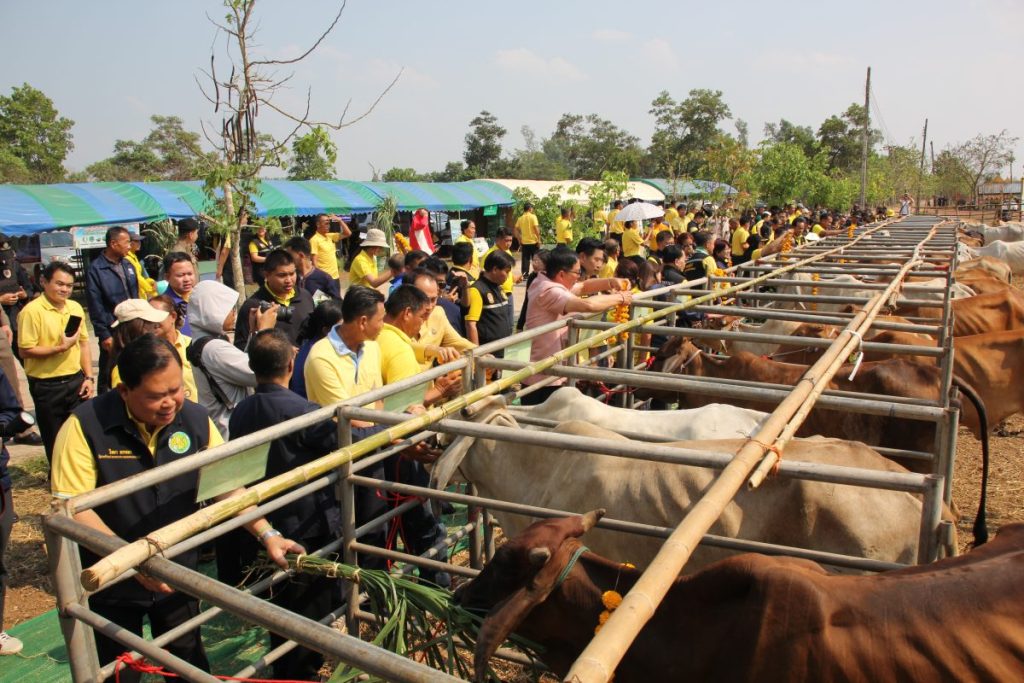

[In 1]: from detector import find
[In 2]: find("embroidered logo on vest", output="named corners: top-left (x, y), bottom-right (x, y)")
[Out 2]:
top-left (168, 431), bottom-right (192, 454)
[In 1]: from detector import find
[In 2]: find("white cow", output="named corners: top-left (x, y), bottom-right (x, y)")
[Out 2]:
top-left (720, 318), bottom-right (805, 357)
top-left (780, 273), bottom-right (972, 313)
top-left (961, 240), bottom-right (1024, 275)
top-left (511, 386), bottom-right (768, 440)
top-left (982, 222), bottom-right (1024, 244)
top-left (435, 401), bottom-right (936, 572)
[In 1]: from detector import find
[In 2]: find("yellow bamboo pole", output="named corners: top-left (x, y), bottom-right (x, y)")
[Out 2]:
top-left (562, 225), bottom-right (941, 683)
top-left (80, 225), bottom-right (891, 592)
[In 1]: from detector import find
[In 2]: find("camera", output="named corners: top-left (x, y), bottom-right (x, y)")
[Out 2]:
top-left (258, 300), bottom-right (294, 323)
top-left (0, 410), bottom-right (35, 438)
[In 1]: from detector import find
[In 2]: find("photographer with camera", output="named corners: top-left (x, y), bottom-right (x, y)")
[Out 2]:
top-left (233, 250), bottom-right (314, 352)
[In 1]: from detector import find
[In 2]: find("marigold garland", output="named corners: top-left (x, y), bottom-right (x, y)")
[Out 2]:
top-left (612, 280), bottom-right (630, 342)
top-left (394, 232), bottom-right (411, 254)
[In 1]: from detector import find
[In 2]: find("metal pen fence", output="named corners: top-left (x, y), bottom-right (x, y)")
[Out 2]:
top-left (44, 216), bottom-right (964, 682)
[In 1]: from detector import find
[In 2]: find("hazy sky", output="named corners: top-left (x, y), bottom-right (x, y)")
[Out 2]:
top-left (3, 0), bottom-right (1022, 180)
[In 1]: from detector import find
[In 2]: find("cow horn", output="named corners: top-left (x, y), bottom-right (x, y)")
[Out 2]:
top-left (580, 508), bottom-right (606, 532)
top-left (528, 547), bottom-right (551, 567)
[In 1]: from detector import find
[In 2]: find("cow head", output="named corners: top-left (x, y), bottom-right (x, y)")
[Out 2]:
top-left (455, 509), bottom-right (606, 682)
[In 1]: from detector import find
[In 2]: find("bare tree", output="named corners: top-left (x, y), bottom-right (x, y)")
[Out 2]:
top-left (948, 130), bottom-right (1019, 204)
top-left (196, 0), bottom-right (400, 297)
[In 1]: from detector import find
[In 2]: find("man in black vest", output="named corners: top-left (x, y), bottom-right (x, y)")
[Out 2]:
top-left (234, 249), bottom-right (315, 351)
top-left (50, 335), bottom-right (301, 682)
top-left (464, 249), bottom-right (514, 348)
top-left (229, 329), bottom-right (343, 680)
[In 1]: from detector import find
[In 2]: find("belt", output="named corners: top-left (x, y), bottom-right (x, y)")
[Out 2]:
top-left (28, 371), bottom-right (84, 385)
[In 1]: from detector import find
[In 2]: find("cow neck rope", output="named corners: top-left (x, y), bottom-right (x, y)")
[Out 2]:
top-left (554, 545), bottom-right (590, 590)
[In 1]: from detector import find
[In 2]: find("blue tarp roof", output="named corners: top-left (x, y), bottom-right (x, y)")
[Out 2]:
top-left (636, 178), bottom-right (739, 197)
top-left (0, 179), bottom-right (516, 234)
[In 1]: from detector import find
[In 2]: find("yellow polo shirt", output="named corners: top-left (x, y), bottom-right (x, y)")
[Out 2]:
top-left (412, 306), bottom-right (475, 371)
top-left (608, 211), bottom-right (625, 235)
top-left (455, 234), bottom-right (481, 274)
top-left (310, 232), bottom-right (342, 279)
top-left (304, 334), bottom-right (383, 407)
top-left (664, 207), bottom-right (683, 232)
top-left (482, 246), bottom-right (515, 294)
top-left (683, 212), bottom-right (695, 231)
top-left (593, 210), bottom-right (609, 234)
top-left (515, 212), bottom-right (540, 245)
top-left (598, 256), bottom-right (617, 279)
top-left (622, 227), bottom-right (645, 258)
top-left (555, 217), bottom-right (573, 244)
top-left (377, 323), bottom-right (422, 385)
top-left (647, 223), bottom-right (670, 250)
top-left (731, 226), bottom-right (749, 256)
top-left (18, 295), bottom-right (89, 379)
top-left (51, 412), bottom-right (223, 498)
top-left (812, 224), bottom-right (825, 235)
top-left (348, 250), bottom-right (378, 289)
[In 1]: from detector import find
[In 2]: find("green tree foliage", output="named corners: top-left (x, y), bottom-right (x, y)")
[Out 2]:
top-left (381, 167), bottom-right (427, 182)
top-left (701, 133), bottom-right (756, 194)
top-left (85, 115), bottom-right (212, 181)
top-left (647, 89), bottom-right (731, 177)
top-left (543, 113), bottom-right (642, 178)
top-left (816, 104), bottom-right (880, 173)
top-left (0, 83), bottom-right (74, 183)
top-left (750, 141), bottom-right (813, 206)
top-left (763, 119), bottom-right (818, 159)
top-left (931, 150), bottom-right (974, 200)
top-left (463, 110), bottom-right (506, 175)
top-left (287, 126), bottom-right (337, 180)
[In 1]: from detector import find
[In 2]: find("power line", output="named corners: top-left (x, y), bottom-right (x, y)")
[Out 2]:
top-left (868, 83), bottom-right (897, 148)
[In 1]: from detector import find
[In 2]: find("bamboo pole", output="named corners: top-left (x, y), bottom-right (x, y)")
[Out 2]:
top-left (561, 225), bottom-right (940, 683)
top-left (79, 224), bottom-right (892, 592)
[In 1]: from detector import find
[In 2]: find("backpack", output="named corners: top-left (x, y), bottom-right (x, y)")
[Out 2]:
top-left (185, 334), bottom-right (235, 409)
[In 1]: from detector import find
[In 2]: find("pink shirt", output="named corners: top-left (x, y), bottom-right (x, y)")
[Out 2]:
top-left (523, 273), bottom-right (574, 386)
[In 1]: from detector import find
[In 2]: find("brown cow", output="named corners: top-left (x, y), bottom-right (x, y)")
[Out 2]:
top-left (460, 512), bottom-right (1024, 683)
top-left (951, 289), bottom-right (1024, 336)
top-left (646, 339), bottom-right (992, 541)
top-left (955, 269), bottom-right (1013, 295)
top-left (958, 256), bottom-right (1013, 282)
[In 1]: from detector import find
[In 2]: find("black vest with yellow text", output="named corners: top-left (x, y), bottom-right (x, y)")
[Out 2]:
top-left (74, 391), bottom-right (212, 604)
top-left (470, 277), bottom-right (511, 345)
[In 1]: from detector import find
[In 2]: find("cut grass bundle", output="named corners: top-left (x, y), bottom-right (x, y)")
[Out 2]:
top-left (272, 554), bottom-right (541, 682)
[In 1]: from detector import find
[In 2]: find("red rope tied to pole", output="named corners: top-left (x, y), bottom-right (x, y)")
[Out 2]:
top-left (744, 438), bottom-right (784, 476)
top-left (114, 653), bottom-right (315, 683)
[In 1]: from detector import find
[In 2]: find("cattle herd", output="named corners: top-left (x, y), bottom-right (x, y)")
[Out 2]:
top-left (426, 217), bottom-right (1024, 681)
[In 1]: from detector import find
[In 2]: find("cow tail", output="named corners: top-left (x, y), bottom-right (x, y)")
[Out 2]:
top-left (952, 375), bottom-right (989, 545)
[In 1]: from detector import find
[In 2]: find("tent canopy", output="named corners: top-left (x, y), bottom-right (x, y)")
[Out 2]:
top-left (483, 179), bottom-right (664, 203)
top-left (0, 179), bottom-right (518, 234)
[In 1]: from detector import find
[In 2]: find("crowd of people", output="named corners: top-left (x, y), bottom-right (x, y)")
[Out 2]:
top-left (0, 199), bottom-right (877, 675)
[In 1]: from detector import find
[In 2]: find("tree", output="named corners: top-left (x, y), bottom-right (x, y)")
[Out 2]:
top-left (84, 115), bottom-right (213, 181)
top-left (463, 110), bottom-right (506, 175)
top-left (504, 126), bottom-right (568, 180)
top-left (931, 150), bottom-right (973, 201)
top-left (816, 104), bottom-right (880, 173)
top-left (735, 119), bottom-right (749, 148)
top-left (199, 0), bottom-right (398, 297)
top-left (0, 147), bottom-right (32, 183)
top-left (948, 130), bottom-right (1019, 202)
top-left (543, 113), bottom-right (642, 178)
top-left (0, 83), bottom-right (74, 182)
top-left (287, 126), bottom-right (337, 180)
top-left (647, 89), bottom-right (731, 177)
top-left (750, 141), bottom-right (813, 206)
top-left (701, 133), bottom-right (756, 194)
top-left (381, 167), bottom-right (426, 182)
top-left (763, 119), bottom-right (817, 159)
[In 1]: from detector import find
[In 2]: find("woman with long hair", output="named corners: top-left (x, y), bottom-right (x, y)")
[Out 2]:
top-left (290, 299), bottom-right (345, 399)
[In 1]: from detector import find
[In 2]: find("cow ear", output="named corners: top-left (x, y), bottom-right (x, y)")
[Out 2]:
top-left (528, 547), bottom-right (551, 567)
top-left (473, 586), bottom-right (542, 683)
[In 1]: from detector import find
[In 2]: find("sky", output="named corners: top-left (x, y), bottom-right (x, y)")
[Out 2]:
top-left (3, 0), bottom-right (1023, 181)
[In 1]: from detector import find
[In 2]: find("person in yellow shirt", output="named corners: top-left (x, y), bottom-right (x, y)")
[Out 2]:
top-left (514, 203), bottom-right (541, 276)
top-left (731, 215), bottom-right (751, 264)
top-left (481, 228), bottom-right (521, 330)
top-left (598, 239), bottom-right (620, 279)
top-left (621, 220), bottom-right (646, 258)
top-left (607, 200), bottom-right (626, 243)
top-left (149, 294), bottom-right (199, 402)
top-left (50, 333), bottom-right (301, 673)
top-left (18, 261), bottom-right (93, 463)
top-left (593, 206), bottom-right (609, 237)
top-left (377, 285), bottom-right (459, 406)
top-left (554, 206), bottom-right (574, 245)
top-left (454, 219), bottom-right (481, 276)
top-left (407, 271), bottom-right (474, 369)
top-left (664, 203), bottom-right (683, 233)
top-left (646, 216), bottom-right (671, 250)
top-left (126, 233), bottom-right (156, 299)
top-left (348, 228), bottom-right (395, 291)
top-left (309, 213), bottom-right (351, 283)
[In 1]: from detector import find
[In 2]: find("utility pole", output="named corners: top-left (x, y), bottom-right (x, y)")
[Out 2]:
top-left (915, 118), bottom-right (928, 214)
top-left (858, 67), bottom-right (871, 209)
top-left (930, 141), bottom-right (935, 167)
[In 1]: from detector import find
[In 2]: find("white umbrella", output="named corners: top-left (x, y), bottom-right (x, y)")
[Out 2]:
top-left (613, 202), bottom-right (664, 223)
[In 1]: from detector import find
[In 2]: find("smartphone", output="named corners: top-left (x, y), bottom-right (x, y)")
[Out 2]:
top-left (64, 314), bottom-right (82, 338)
